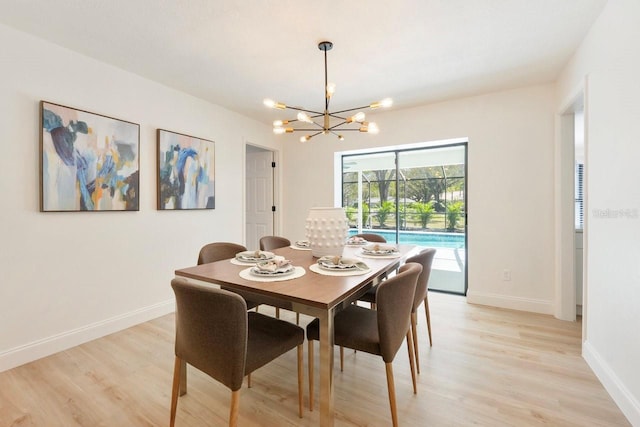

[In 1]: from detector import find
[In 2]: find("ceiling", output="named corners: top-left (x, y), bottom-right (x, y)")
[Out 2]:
top-left (0, 0), bottom-right (606, 125)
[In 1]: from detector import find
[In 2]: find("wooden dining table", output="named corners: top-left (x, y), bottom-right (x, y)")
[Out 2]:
top-left (174, 243), bottom-right (417, 426)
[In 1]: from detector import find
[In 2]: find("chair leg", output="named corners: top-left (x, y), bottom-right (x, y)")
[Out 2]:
top-left (424, 296), bottom-right (432, 346)
top-left (308, 340), bottom-right (314, 411)
top-left (406, 331), bottom-right (417, 394)
top-left (385, 362), bottom-right (399, 427)
top-left (229, 390), bottom-right (240, 427)
top-left (296, 312), bottom-right (300, 325)
top-left (170, 356), bottom-right (181, 427)
top-left (411, 312), bottom-right (420, 374)
top-left (276, 307), bottom-right (280, 318)
top-left (340, 346), bottom-right (344, 372)
top-left (247, 373), bottom-right (251, 388)
top-left (297, 344), bottom-right (304, 418)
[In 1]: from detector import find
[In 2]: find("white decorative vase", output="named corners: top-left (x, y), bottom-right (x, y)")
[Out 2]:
top-left (305, 207), bottom-right (349, 258)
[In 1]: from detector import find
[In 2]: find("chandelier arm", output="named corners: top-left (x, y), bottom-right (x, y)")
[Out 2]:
top-left (306, 131), bottom-right (323, 142)
top-left (327, 113), bottom-right (349, 121)
top-left (328, 121), bottom-right (348, 130)
top-left (330, 105), bottom-right (372, 115)
top-left (285, 105), bottom-right (325, 116)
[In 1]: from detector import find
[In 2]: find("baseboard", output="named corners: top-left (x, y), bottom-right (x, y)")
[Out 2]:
top-left (466, 290), bottom-right (553, 314)
top-left (583, 341), bottom-right (639, 426)
top-left (0, 299), bottom-right (175, 373)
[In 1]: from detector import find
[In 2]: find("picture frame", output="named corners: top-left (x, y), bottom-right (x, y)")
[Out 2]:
top-left (157, 129), bottom-right (215, 210)
top-left (40, 101), bottom-right (140, 212)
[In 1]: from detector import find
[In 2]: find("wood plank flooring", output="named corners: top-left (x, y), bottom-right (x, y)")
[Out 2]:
top-left (0, 293), bottom-right (630, 426)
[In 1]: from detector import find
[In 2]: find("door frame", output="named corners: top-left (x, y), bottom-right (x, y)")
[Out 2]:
top-left (244, 142), bottom-right (281, 249)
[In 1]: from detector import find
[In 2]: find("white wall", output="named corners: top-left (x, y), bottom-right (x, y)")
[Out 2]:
top-left (282, 84), bottom-right (557, 314)
top-left (0, 23), bottom-right (279, 371)
top-left (556, 0), bottom-right (640, 424)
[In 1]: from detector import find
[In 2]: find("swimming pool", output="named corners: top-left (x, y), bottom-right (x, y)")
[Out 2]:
top-left (348, 230), bottom-right (465, 249)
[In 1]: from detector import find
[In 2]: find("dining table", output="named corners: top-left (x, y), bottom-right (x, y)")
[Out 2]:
top-left (174, 242), bottom-right (417, 426)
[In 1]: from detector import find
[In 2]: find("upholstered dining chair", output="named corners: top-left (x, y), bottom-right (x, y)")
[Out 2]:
top-left (258, 235), bottom-right (295, 321)
top-left (354, 233), bottom-right (388, 309)
top-left (259, 235), bottom-right (291, 251)
top-left (197, 242), bottom-right (259, 311)
top-left (306, 263), bottom-right (422, 426)
top-left (170, 279), bottom-right (304, 427)
top-left (405, 248), bottom-right (436, 373)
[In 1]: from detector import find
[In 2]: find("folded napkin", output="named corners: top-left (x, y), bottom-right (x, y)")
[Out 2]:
top-left (318, 256), bottom-right (368, 270)
top-left (346, 236), bottom-right (367, 245)
top-left (363, 244), bottom-right (398, 254)
top-left (237, 250), bottom-right (271, 261)
top-left (256, 258), bottom-right (292, 272)
top-left (295, 240), bottom-right (310, 248)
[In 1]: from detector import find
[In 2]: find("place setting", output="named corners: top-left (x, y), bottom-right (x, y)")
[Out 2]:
top-left (290, 239), bottom-right (312, 251)
top-left (238, 257), bottom-right (306, 282)
top-left (344, 236), bottom-right (370, 247)
top-left (357, 243), bottom-right (402, 259)
top-left (231, 250), bottom-right (276, 265)
top-left (310, 255), bottom-right (371, 276)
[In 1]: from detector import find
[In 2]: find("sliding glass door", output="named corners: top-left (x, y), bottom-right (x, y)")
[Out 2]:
top-left (341, 143), bottom-right (467, 294)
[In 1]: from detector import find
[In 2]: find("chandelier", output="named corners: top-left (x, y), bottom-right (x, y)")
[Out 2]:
top-left (263, 41), bottom-right (393, 142)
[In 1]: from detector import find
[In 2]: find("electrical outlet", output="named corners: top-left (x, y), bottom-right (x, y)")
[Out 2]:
top-left (502, 269), bottom-right (512, 281)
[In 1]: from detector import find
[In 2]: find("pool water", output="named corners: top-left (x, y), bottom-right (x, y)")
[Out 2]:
top-left (348, 230), bottom-right (465, 249)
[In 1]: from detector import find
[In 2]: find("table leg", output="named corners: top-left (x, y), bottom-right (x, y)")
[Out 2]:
top-left (318, 310), bottom-right (335, 426)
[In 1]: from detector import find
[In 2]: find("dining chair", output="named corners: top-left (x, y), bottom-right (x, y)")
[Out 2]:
top-left (405, 248), bottom-right (436, 373)
top-left (306, 263), bottom-right (422, 426)
top-left (258, 235), bottom-right (295, 322)
top-left (355, 233), bottom-right (388, 309)
top-left (259, 235), bottom-right (291, 251)
top-left (170, 278), bottom-right (304, 427)
top-left (197, 242), bottom-right (259, 311)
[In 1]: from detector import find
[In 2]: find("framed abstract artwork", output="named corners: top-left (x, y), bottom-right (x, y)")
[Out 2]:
top-left (40, 101), bottom-right (140, 212)
top-left (157, 129), bottom-right (215, 210)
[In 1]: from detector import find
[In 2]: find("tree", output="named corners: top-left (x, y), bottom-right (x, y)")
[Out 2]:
top-left (412, 201), bottom-right (435, 229)
top-left (446, 201), bottom-right (464, 231)
top-left (371, 169), bottom-right (395, 203)
top-left (376, 201), bottom-right (395, 227)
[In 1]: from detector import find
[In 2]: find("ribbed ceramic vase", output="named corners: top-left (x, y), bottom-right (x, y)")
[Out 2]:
top-left (305, 207), bottom-right (349, 258)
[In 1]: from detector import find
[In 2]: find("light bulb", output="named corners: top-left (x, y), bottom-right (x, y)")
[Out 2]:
top-left (370, 98), bottom-right (393, 109)
top-left (338, 135), bottom-right (344, 141)
top-left (300, 135), bottom-right (309, 143)
top-left (273, 127), bottom-right (293, 134)
top-left (273, 120), bottom-right (289, 127)
top-left (326, 83), bottom-right (336, 98)
top-left (347, 112), bottom-right (366, 123)
top-left (368, 122), bottom-right (380, 134)
top-left (263, 98), bottom-right (285, 109)
top-left (297, 112), bottom-right (313, 123)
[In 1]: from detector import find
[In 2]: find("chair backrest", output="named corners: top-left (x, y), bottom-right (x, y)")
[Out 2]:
top-left (375, 262), bottom-right (422, 363)
top-left (405, 248), bottom-right (437, 311)
top-left (198, 242), bottom-right (247, 265)
top-left (171, 278), bottom-right (248, 391)
top-left (352, 233), bottom-right (387, 243)
top-left (259, 235), bottom-right (291, 251)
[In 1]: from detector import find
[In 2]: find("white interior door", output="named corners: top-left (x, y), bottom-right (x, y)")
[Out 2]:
top-left (246, 146), bottom-right (274, 250)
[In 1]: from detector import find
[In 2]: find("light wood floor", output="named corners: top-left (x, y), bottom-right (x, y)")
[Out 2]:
top-left (0, 293), bottom-right (630, 426)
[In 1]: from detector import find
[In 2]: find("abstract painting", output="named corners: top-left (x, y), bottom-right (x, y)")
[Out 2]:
top-left (40, 101), bottom-right (140, 212)
top-left (157, 129), bottom-right (215, 210)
